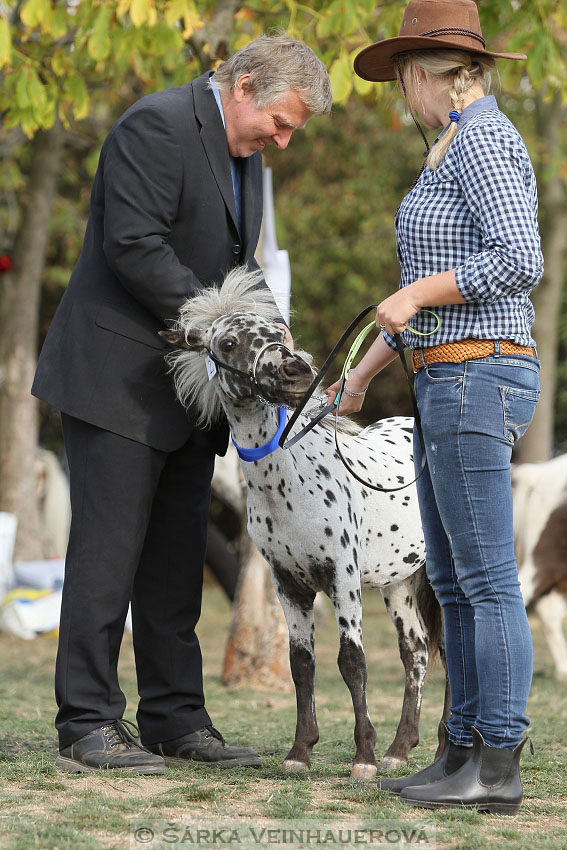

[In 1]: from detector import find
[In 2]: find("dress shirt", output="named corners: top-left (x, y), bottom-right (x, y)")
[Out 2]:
top-left (211, 82), bottom-right (243, 233)
top-left (385, 96), bottom-right (543, 350)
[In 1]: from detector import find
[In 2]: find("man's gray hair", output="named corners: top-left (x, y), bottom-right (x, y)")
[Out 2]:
top-left (210, 34), bottom-right (332, 116)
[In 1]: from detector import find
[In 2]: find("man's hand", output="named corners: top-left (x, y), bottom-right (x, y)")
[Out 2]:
top-left (276, 322), bottom-right (294, 351)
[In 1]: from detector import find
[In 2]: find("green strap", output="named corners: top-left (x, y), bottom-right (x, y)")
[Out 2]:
top-left (340, 308), bottom-right (441, 388)
top-left (406, 308), bottom-right (441, 337)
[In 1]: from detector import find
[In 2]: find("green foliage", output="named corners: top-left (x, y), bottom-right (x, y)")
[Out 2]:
top-left (481, 0), bottom-right (567, 101)
top-left (0, 0), bottom-right (205, 137)
top-left (1, 0), bottom-right (565, 447)
top-left (2, 0), bottom-right (565, 139)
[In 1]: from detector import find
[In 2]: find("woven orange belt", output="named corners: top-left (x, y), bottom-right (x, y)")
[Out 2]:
top-left (412, 339), bottom-right (535, 373)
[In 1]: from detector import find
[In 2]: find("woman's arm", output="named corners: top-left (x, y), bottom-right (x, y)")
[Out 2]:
top-left (324, 333), bottom-right (398, 415)
top-left (326, 269), bottom-right (465, 414)
top-left (377, 268), bottom-right (465, 335)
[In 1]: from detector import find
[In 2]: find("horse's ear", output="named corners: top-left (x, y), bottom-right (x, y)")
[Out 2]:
top-left (159, 329), bottom-right (206, 350)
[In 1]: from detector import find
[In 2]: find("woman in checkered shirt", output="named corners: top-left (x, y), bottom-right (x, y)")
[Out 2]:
top-left (326, 0), bottom-right (542, 815)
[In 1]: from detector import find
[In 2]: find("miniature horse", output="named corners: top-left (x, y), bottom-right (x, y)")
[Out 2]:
top-left (162, 266), bottom-right (446, 779)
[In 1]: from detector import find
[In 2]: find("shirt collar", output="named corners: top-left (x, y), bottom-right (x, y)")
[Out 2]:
top-left (437, 94), bottom-right (498, 141)
top-left (211, 83), bottom-right (226, 129)
top-left (456, 94), bottom-right (498, 129)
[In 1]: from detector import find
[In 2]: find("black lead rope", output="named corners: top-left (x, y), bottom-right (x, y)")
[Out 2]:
top-left (278, 306), bottom-right (427, 493)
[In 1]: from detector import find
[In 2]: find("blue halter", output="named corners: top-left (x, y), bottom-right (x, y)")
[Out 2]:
top-left (232, 406), bottom-right (287, 462)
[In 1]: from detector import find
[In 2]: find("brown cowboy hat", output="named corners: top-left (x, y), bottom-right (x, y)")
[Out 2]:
top-left (354, 0), bottom-right (527, 82)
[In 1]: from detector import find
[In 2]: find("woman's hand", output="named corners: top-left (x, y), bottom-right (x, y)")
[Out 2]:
top-left (376, 287), bottom-right (420, 335)
top-left (324, 368), bottom-right (368, 416)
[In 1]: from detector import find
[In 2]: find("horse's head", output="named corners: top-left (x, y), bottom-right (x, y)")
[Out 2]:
top-left (163, 312), bottom-right (313, 408)
top-left (161, 267), bottom-right (314, 425)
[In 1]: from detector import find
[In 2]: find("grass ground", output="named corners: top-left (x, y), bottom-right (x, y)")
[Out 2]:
top-left (0, 582), bottom-right (565, 850)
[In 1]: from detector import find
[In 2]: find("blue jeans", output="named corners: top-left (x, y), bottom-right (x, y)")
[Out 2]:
top-left (413, 351), bottom-right (540, 749)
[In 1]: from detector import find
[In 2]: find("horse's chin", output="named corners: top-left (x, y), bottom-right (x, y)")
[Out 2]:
top-left (280, 386), bottom-right (312, 408)
top-left (252, 381), bottom-right (312, 408)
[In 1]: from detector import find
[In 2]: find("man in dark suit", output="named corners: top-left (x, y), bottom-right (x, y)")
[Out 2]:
top-left (32, 35), bottom-right (332, 774)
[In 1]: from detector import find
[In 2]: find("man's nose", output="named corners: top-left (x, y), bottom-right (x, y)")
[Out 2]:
top-left (273, 127), bottom-right (294, 150)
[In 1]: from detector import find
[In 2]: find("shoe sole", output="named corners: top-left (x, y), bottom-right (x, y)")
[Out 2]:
top-left (162, 755), bottom-right (262, 768)
top-left (56, 755), bottom-right (167, 775)
top-left (401, 797), bottom-right (521, 815)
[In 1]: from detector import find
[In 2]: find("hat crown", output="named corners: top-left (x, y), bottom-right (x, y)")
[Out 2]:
top-left (399, 0), bottom-right (485, 50)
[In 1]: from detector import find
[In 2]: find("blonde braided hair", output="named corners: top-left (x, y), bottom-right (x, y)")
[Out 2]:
top-left (396, 50), bottom-right (495, 170)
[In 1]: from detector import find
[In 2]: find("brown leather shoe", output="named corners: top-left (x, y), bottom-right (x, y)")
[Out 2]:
top-left (147, 725), bottom-right (261, 767)
top-left (56, 719), bottom-right (166, 774)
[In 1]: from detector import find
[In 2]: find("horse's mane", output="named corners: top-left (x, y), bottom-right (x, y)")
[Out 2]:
top-left (178, 265), bottom-right (284, 329)
top-left (166, 265), bottom-right (360, 436)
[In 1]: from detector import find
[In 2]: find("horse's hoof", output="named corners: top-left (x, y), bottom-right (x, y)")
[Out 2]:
top-left (350, 763), bottom-right (377, 781)
top-left (377, 756), bottom-right (407, 772)
top-left (283, 759), bottom-right (309, 773)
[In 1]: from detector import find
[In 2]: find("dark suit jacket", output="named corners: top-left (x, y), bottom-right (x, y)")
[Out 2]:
top-left (32, 73), bottom-right (270, 453)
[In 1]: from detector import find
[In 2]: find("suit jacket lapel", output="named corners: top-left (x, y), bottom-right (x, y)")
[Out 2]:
top-left (192, 73), bottom-right (239, 235)
top-left (241, 152), bottom-right (263, 250)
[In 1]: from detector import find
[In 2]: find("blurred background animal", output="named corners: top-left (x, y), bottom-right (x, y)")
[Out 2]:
top-left (512, 453), bottom-right (567, 682)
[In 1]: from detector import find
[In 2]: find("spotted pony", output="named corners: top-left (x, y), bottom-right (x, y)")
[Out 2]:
top-left (162, 266), bottom-right (447, 780)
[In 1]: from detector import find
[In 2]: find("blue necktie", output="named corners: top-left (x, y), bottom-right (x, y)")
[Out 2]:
top-left (231, 157), bottom-right (242, 234)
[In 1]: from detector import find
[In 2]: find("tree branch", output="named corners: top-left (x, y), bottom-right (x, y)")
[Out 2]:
top-left (189, 0), bottom-right (243, 68)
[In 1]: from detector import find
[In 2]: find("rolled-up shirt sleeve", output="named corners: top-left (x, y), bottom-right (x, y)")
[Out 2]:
top-left (454, 123), bottom-right (544, 304)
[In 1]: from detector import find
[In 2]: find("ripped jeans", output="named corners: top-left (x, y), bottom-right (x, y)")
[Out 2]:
top-left (413, 352), bottom-right (540, 748)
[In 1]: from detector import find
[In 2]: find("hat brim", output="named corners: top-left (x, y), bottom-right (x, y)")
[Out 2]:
top-left (354, 35), bottom-right (527, 82)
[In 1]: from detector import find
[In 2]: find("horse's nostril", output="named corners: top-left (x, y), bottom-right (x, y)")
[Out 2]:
top-left (281, 364), bottom-right (298, 378)
top-left (280, 360), bottom-right (308, 379)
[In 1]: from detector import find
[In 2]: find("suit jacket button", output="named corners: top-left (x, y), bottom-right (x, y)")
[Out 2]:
top-left (232, 244), bottom-right (241, 255)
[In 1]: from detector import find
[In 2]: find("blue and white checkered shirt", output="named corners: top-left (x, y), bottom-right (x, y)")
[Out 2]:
top-left (385, 96), bottom-right (543, 350)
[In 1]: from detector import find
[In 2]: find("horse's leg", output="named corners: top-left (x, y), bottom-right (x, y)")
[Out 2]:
top-left (273, 585), bottom-right (319, 772)
top-left (378, 567), bottom-right (438, 770)
top-left (332, 583), bottom-right (377, 780)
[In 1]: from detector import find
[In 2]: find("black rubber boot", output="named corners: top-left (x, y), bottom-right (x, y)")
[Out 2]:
top-left (378, 722), bottom-right (472, 795)
top-left (400, 726), bottom-right (531, 814)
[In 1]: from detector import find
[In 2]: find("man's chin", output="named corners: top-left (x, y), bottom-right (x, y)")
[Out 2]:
top-left (232, 141), bottom-right (266, 157)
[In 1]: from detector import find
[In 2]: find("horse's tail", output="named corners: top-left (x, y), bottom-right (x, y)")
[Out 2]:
top-left (416, 564), bottom-right (442, 665)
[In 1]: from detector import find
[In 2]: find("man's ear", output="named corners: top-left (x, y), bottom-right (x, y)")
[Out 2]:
top-left (159, 329), bottom-right (206, 351)
top-left (234, 73), bottom-right (252, 101)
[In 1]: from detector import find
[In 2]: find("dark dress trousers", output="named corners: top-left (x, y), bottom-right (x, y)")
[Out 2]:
top-left (32, 73), bottom-right (271, 748)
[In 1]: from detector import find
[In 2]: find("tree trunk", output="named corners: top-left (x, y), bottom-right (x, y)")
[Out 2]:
top-left (222, 493), bottom-right (292, 692)
top-left (0, 120), bottom-right (64, 560)
top-left (516, 96), bottom-right (567, 462)
top-left (222, 541), bottom-right (292, 691)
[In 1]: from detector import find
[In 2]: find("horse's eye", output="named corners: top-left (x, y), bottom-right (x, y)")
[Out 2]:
top-left (220, 339), bottom-right (235, 353)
